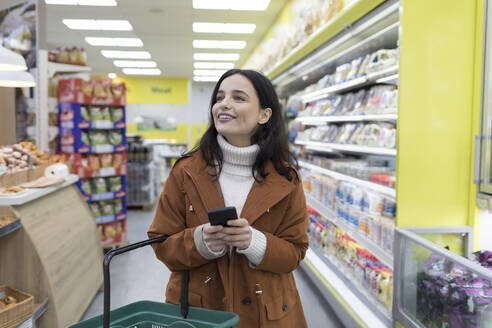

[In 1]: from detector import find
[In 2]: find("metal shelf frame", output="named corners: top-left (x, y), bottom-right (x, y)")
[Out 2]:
top-left (296, 113), bottom-right (398, 125)
top-left (295, 140), bottom-right (397, 156)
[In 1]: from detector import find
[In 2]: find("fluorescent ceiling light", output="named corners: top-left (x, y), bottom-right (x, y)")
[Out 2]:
top-left (85, 37), bottom-right (143, 47)
top-left (0, 71), bottom-right (36, 87)
top-left (193, 22), bottom-right (255, 34)
top-left (194, 53), bottom-right (239, 61)
top-left (0, 46), bottom-right (27, 71)
top-left (45, 0), bottom-right (117, 5)
top-left (113, 60), bottom-right (157, 68)
top-left (193, 40), bottom-right (246, 49)
top-left (194, 62), bottom-right (234, 69)
top-left (194, 76), bottom-right (220, 82)
top-left (101, 50), bottom-right (151, 59)
top-left (194, 69), bottom-right (226, 76)
top-left (193, 0), bottom-right (270, 11)
top-left (122, 68), bottom-right (162, 75)
top-left (108, 73), bottom-right (117, 79)
top-left (62, 19), bottom-right (132, 31)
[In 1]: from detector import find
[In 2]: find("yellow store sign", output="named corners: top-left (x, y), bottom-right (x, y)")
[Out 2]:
top-left (115, 76), bottom-right (189, 104)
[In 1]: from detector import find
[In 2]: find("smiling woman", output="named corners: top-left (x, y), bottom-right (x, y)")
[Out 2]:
top-left (148, 69), bottom-right (309, 328)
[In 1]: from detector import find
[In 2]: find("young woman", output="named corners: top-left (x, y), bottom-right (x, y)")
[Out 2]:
top-left (148, 69), bottom-right (309, 327)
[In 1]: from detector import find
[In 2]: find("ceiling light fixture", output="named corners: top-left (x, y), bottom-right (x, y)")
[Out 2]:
top-left (85, 37), bottom-right (143, 47)
top-left (193, 76), bottom-right (220, 82)
top-left (193, 69), bottom-right (226, 76)
top-left (46, 0), bottom-right (117, 5)
top-left (113, 60), bottom-right (157, 68)
top-left (192, 0), bottom-right (270, 11)
top-left (101, 50), bottom-right (151, 59)
top-left (62, 19), bottom-right (132, 31)
top-left (193, 53), bottom-right (239, 61)
top-left (194, 62), bottom-right (234, 69)
top-left (122, 68), bottom-right (162, 75)
top-left (193, 40), bottom-right (246, 49)
top-left (108, 73), bottom-right (117, 79)
top-left (193, 22), bottom-right (255, 34)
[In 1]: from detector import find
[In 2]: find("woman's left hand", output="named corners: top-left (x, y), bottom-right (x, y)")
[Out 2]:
top-left (222, 218), bottom-right (252, 250)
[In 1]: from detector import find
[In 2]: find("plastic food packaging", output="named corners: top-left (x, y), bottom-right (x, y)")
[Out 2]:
top-left (101, 107), bottom-right (111, 121)
top-left (100, 201), bottom-right (115, 215)
top-left (80, 106), bottom-right (91, 121)
top-left (108, 130), bottom-right (122, 145)
top-left (89, 106), bottom-right (103, 121)
top-left (94, 177), bottom-right (108, 193)
top-left (81, 179), bottom-right (92, 194)
top-left (114, 199), bottom-right (123, 213)
top-left (89, 131), bottom-right (107, 145)
top-left (113, 153), bottom-right (124, 168)
top-left (88, 155), bottom-right (100, 170)
top-left (100, 154), bottom-right (113, 168)
top-left (108, 176), bottom-right (122, 192)
top-left (81, 131), bottom-right (90, 146)
top-left (111, 107), bottom-right (123, 122)
top-left (90, 202), bottom-right (101, 217)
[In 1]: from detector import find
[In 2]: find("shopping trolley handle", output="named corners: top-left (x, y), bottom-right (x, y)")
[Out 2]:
top-left (103, 235), bottom-right (186, 328)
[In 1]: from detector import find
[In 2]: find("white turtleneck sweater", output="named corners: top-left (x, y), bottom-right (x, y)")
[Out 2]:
top-left (193, 134), bottom-right (267, 267)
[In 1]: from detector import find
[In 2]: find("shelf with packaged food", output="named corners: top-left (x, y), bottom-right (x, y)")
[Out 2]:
top-left (47, 62), bottom-right (92, 78)
top-left (300, 247), bottom-right (390, 328)
top-left (306, 194), bottom-right (393, 269)
top-left (0, 218), bottom-right (21, 238)
top-left (299, 160), bottom-right (395, 198)
top-left (295, 140), bottom-right (397, 156)
top-left (300, 66), bottom-right (398, 103)
top-left (94, 212), bottom-right (127, 225)
top-left (296, 113), bottom-right (397, 125)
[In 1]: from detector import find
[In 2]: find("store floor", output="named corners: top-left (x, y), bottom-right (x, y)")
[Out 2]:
top-left (81, 208), bottom-right (344, 328)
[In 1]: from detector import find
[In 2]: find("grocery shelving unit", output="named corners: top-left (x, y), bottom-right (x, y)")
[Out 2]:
top-left (257, 1), bottom-right (400, 327)
top-left (299, 160), bottom-right (395, 197)
top-left (296, 140), bottom-right (397, 156)
top-left (47, 62), bottom-right (92, 78)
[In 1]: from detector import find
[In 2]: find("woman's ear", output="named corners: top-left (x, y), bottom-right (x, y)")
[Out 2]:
top-left (258, 107), bottom-right (272, 125)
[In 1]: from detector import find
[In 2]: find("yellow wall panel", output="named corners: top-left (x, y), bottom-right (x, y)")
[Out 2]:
top-left (115, 77), bottom-right (189, 105)
top-left (397, 0), bottom-right (479, 227)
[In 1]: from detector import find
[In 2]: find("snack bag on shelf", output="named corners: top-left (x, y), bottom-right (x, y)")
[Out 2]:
top-left (357, 54), bottom-right (372, 76)
top-left (114, 199), bottom-right (123, 213)
top-left (81, 179), bottom-right (93, 194)
top-left (100, 201), bottom-right (114, 215)
top-left (79, 106), bottom-right (91, 121)
top-left (94, 177), bottom-right (108, 193)
top-left (89, 106), bottom-right (103, 121)
top-left (108, 176), bottom-right (122, 192)
top-left (113, 153), bottom-right (124, 168)
top-left (90, 202), bottom-right (102, 217)
top-left (93, 80), bottom-right (107, 98)
top-left (68, 47), bottom-right (79, 65)
top-left (88, 155), bottom-right (100, 170)
top-left (111, 83), bottom-right (125, 98)
top-left (110, 107), bottom-right (124, 122)
top-left (56, 47), bottom-right (69, 64)
top-left (81, 80), bottom-right (94, 97)
top-left (81, 131), bottom-right (90, 146)
top-left (79, 47), bottom-right (87, 66)
top-left (89, 131), bottom-right (108, 145)
top-left (100, 107), bottom-right (111, 121)
top-left (100, 154), bottom-right (113, 168)
top-left (108, 130), bottom-right (122, 145)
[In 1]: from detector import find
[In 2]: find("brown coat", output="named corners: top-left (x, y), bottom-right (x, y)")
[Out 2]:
top-left (148, 151), bottom-right (309, 328)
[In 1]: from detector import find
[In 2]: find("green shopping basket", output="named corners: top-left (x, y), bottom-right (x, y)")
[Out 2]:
top-left (69, 236), bottom-right (239, 328)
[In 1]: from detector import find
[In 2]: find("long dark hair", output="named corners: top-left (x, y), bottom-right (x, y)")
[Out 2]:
top-left (191, 69), bottom-right (297, 182)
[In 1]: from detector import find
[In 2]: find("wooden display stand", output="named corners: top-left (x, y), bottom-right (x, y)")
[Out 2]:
top-left (0, 181), bottom-right (103, 327)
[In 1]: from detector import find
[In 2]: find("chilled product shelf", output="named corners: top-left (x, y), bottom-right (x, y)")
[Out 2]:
top-left (299, 161), bottom-right (395, 198)
top-left (306, 194), bottom-right (393, 269)
top-left (295, 140), bottom-right (397, 156)
top-left (296, 113), bottom-right (397, 125)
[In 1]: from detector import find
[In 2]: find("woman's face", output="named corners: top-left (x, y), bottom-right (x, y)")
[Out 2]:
top-left (212, 74), bottom-right (271, 147)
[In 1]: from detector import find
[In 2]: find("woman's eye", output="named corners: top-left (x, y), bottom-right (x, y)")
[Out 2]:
top-left (234, 96), bottom-right (245, 101)
top-left (216, 96), bottom-right (224, 101)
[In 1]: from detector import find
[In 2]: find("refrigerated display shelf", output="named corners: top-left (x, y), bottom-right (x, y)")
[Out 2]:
top-left (310, 246), bottom-right (392, 326)
top-left (306, 194), bottom-right (393, 269)
top-left (295, 140), bottom-right (397, 156)
top-left (295, 113), bottom-right (397, 125)
top-left (300, 65), bottom-right (398, 103)
top-left (299, 160), bottom-right (395, 198)
top-left (0, 219), bottom-right (21, 238)
top-left (301, 248), bottom-right (390, 328)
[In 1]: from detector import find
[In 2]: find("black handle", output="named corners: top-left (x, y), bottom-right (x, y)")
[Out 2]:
top-left (102, 236), bottom-right (190, 328)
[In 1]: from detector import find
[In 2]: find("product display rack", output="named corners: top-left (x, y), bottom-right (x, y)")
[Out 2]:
top-left (58, 78), bottom-right (128, 248)
top-left (260, 0), bottom-right (400, 326)
top-left (299, 160), bottom-right (395, 197)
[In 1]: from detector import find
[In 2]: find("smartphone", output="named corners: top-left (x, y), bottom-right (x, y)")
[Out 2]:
top-left (208, 207), bottom-right (238, 227)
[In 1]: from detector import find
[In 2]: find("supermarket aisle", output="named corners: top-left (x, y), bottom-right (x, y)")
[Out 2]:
top-left (81, 208), bottom-right (343, 328)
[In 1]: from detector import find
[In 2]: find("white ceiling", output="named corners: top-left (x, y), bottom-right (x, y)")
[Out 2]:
top-left (44, 0), bottom-right (289, 78)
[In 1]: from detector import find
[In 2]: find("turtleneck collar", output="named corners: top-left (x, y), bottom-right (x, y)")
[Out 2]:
top-left (217, 134), bottom-right (259, 168)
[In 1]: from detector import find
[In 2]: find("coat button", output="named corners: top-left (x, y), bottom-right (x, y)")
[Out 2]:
top-left (282, 304), bottom-right (287, 312)
top-left (241, 297), bottom-right (251, 305)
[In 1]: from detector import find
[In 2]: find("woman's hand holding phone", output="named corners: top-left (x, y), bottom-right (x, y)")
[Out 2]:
top-left (202, 223), bottom-right (227, 252)
top-left (223, 218), bottom-right (252, 250)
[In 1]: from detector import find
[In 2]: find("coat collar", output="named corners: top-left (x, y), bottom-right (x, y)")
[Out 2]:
top-left (183, 151), bottom-right (295, 225)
